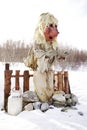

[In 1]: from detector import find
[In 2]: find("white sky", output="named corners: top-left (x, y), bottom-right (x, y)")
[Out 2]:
top-left (0, 0), bottom-right (87, 50)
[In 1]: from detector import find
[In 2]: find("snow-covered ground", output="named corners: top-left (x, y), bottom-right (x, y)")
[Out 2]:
top-left (0, 62), bottom-right (87, 130)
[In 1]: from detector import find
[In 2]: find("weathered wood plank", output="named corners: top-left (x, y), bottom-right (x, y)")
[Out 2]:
top-left (23, 71), bottom-right (29, 92)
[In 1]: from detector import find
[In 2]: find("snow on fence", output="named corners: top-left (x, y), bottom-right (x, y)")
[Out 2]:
top-left (4, 63), bottom-right (71, 111)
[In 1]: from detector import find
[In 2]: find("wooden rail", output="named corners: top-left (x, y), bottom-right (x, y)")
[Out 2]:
top-left (4, 63), bottom-right (71, 111)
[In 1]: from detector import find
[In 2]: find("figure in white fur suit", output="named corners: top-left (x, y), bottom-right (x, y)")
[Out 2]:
top-left (24, 12), bottom-right (65, 102)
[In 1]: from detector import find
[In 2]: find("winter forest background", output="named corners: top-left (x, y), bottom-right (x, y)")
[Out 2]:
top-left (0, 40), bottom-right (87, 70)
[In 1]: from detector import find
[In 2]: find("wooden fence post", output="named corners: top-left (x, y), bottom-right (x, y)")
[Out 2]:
top-left (15, 70), bottom-right (20, 90)
top-left (5, 63), bottom-right (9, 70)
top-left (4, 63), bottom-right (12, 111)
top-left (57, 71), bottom-right (63, 91)
top-left (64, 71), bottom-right (71, 94)
top-left (23, 71), bottom-right (29, 92)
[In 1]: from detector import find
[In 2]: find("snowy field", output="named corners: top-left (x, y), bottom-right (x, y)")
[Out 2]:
top-left (0, 62), bottom-right (87, 130)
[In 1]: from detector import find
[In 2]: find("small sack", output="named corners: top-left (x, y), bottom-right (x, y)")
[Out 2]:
top-left (24, 46), bottom-right (37, 70)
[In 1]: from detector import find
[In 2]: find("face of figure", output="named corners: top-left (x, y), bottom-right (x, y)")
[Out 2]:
top-left (44, 24), bottom-right (59, 42)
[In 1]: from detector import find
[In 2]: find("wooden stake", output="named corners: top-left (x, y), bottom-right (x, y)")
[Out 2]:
top-left (64, 71), bottom-right (70, 94)
top-left (4, 69), bottom-right (12, 111)
top-left (23, 71), bottom-right (29, 92)
top-left (15, 70), bottom-right (20, 90)
top-left (58, 72), bottom-right (63, 91)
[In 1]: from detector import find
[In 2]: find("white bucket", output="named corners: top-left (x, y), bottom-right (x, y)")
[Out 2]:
top-left (7, 88), bottom-right (22, 116)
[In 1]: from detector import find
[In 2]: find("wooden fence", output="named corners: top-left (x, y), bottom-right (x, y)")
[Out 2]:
top-left (4, 63), bottom-right (71, 111)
